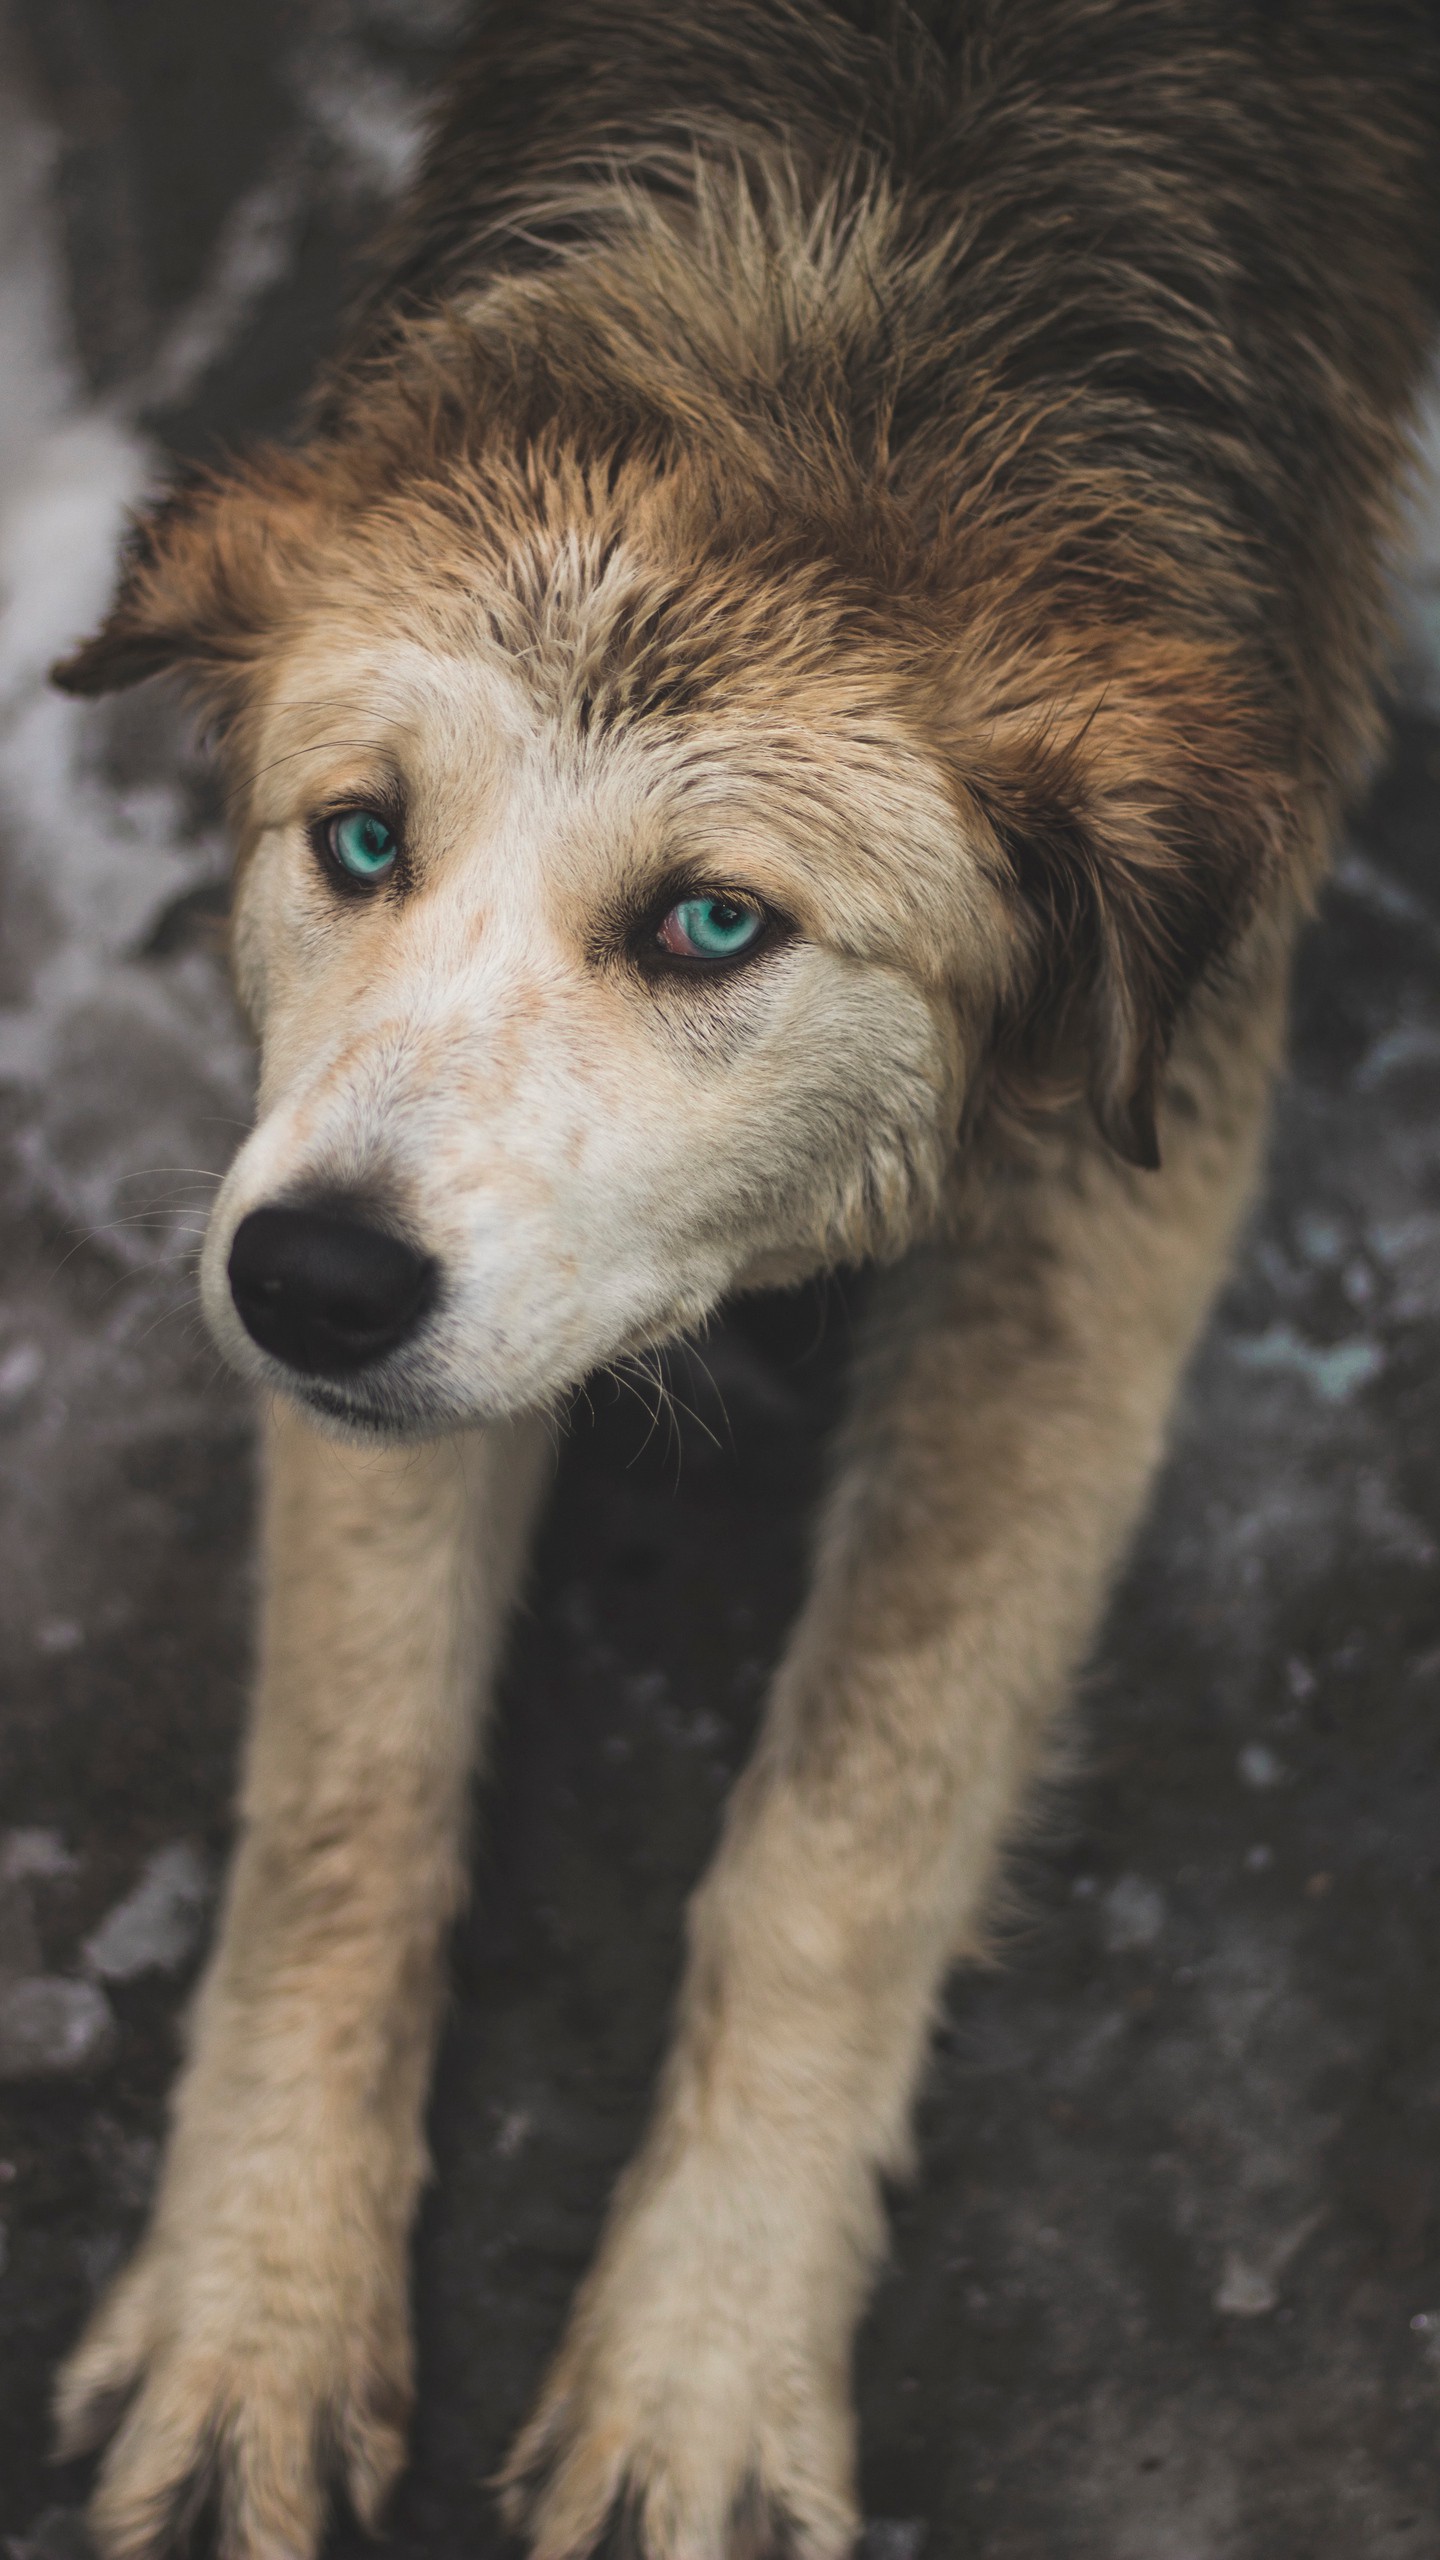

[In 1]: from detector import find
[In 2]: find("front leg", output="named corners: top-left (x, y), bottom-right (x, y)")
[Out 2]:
top-left (503, 995), bottom-right (1281, 2559)
top-left (57, 1400), bottom-right (550, 2560)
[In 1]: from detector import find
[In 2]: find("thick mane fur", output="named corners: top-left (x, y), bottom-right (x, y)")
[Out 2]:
top-left (56, 0), bottom-right (1440, 1162)
top-left (351, 0), bottom-right (1439, 748)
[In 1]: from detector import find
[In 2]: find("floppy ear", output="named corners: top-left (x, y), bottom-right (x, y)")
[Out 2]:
top-left (970, 670), bottom-right (1287, 1169)
top-left (52, 452), bottom-right (332, 711)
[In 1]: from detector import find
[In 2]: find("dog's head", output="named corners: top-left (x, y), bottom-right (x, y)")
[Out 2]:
top-left (56, 300), bottom-right (1288, 1436)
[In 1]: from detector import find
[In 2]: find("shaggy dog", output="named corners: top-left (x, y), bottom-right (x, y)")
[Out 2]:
top-left (48, 3), bottom-right (1440, 2553)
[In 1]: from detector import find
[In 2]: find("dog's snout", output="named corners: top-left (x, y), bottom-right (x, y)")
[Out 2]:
top-left (227, 1203), bottom-right (436, 1376)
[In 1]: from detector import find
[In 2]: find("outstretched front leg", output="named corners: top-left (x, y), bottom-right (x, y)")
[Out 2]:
top-left (503, 983), bottom-right (1283, 2560)
top-left (57, 1401), bottom-right (550, 2559)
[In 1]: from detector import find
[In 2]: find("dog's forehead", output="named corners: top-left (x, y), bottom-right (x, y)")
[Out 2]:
top-left (262, 506), bottom-right (904, 782)
top-left (242, 568), bottom-right (978, 968)
top-left (255, 635), bottom-right (538, 801)
top-left (253, 607), bottom-right (858, 839)
top-left (256, 626), bottom-right (703, 864)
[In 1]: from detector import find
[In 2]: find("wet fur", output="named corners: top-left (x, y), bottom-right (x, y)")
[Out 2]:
top-left (49, 4), bottom-right (1440, 2555)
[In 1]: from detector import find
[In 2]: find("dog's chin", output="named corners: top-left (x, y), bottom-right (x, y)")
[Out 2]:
top-left (283, 1378), bottom-right (445, 1442)
top-left (213, 1339), bottom-right (501, 1443)
top-left (275, 1363), bottom-right (528, 1443)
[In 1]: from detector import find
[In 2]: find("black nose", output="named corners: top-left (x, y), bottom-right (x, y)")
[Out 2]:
top-left (227, 1203), bottom-right (436, 1376)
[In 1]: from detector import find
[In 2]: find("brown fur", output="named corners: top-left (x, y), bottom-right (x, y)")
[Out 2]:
top-left (49, 3), bottom-right (1440, 2554)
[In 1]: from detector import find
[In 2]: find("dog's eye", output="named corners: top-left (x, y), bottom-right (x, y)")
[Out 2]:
top-left (322, 808), bottom-right (399, 888)
top-left (655, 895), bottom-right (766, 964)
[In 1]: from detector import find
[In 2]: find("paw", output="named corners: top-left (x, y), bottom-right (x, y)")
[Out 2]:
top-left (501, 2338), bottom-right (857, 2560)
top-left (54, 2227), bottom-right (412, 2560)
top-left (498, 2173), bottom-right (861, 2560)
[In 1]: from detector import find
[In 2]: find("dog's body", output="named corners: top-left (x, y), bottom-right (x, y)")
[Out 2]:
top-left (48, 4), bottom-right (1440, 2554)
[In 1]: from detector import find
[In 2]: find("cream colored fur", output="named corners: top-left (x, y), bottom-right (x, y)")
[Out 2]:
top-left (200, 627), bottom-right (990, 1425)
top-left (502, 944), bottom-right (1287, 2558)
top-left (44, 7), bottom-right (1429, 2543)
top-left (57, 1407), bottom-right (551, 2551)
top-left (55, 597), bottom-right (1289, 2555)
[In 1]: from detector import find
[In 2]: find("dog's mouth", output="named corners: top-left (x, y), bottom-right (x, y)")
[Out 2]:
top-left (285, 1374), bottom-right (442, 1437)
top-left (209, 1168), bottom-right (735, 1440)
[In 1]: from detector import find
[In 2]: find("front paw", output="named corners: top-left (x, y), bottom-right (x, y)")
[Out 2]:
top-left (54, 2209), bottom-right (412, 2559)
top-left (499, 2164), bottom-right (863, 2560)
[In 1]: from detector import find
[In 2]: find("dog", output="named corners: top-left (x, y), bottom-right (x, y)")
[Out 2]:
top-left (45, 3), bottom-right (1440, 2553)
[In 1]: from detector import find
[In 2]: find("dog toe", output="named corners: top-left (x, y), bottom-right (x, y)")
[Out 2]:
top-left (53, 2255), bottom-right (163, 2462)
top-left (338, 2368), bottom-right (413, 2534)
top-left (501, 2367), bottom-right (857, 2560)
top-left (86, 2346), bottom-right (327, 2560)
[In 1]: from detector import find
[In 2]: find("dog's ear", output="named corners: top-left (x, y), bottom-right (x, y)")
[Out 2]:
top-left (52, 453), bottom-right (332, 711)
top-left (970, 673), bottom-right (1286, 1168)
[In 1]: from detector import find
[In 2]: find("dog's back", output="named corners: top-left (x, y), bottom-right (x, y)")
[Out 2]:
top-left (353, 0), bottom-right (1440, 857)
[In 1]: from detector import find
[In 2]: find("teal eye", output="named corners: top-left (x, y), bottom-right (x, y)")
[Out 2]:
top-left (325, 808), bottom-right (399, 886)
top-left (656, 894), bottom-right (766, 963)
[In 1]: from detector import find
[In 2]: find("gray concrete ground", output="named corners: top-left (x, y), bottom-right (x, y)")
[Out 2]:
top-left (2, 5), bottom-right (1440, 2554)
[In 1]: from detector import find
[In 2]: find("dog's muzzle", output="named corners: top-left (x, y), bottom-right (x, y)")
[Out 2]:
top-left (227, 1201), bottom-right (437, 1377)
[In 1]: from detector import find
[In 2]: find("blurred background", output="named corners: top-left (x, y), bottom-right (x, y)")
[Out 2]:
top-left (1, 5), bottom-right (1439, 2554)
